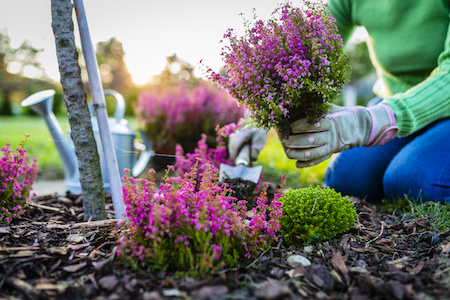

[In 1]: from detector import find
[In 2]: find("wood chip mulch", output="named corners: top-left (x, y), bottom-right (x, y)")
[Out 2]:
top-left (1, 193), bottom-right (450, 300)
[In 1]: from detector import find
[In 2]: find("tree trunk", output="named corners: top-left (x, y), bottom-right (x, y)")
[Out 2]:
top-left (51, 0), bottom-right (106, 220)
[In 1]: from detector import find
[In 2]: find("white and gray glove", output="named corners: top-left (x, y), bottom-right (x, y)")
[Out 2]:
top-left (229, 128), bottom-right (268, 164)
top-left (282, 104), bottom-right (399, 168)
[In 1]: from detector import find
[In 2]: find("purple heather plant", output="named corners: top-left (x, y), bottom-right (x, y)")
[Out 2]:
top-left (0, 137), bottom-right (38, 224)
top-left (174, 122), bottom-right (241, 180)
top-left (175, 133), bottom-right (230, 180)
top-left (118, 162), bottom-right (285, 274)
top-left (135, 81), bottom-right (245, 154)
top-left (205, 1), bottom-right (349, 129)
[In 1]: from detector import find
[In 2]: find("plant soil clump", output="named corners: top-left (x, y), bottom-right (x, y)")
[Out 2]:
top-left (223, 177), bottom-right (258, 202)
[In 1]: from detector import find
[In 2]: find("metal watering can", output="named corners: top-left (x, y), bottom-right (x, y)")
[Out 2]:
top-left (21, 89), bottom-right (152, 194)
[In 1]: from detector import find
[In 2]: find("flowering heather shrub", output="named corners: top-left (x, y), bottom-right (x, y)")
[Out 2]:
top-left (0, 138), bottom-right (38, 224)
top-left (135, 81), bottom-right (245, 154)
top-left (280, 186), bottom-right (357, 245)
top-left (175, 133), bottom-right (230, 179)
top-left (174, 123), bottom-right (240, 180)
top-left (118, 164), bottom-right (285, 274)
top-left (206, 1), bottom-right (349, 128)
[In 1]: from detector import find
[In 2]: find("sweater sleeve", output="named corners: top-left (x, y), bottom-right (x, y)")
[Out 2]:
top-left (326, 0), bottom-right (356, 45)
top-left (381, 19), bottom-right (450, 136)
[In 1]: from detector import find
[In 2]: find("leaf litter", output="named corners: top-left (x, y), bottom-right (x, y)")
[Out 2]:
top-left (1, 191), bottom-right (450, 300)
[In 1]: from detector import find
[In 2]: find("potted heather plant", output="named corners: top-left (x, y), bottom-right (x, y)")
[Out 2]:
top-left (135, 81), bottom-right (245, 156)
top-left (206, 1), bottom-right (350, 137)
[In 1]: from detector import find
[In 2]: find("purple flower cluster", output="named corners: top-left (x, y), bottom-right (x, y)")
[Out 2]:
top-left (118, 161), bottom-right (284, 274)
top-left (0, 138), bottom-right (38, 224)
top-left (205, 1), bottom-right (349, 128)
top-left (175, 132), bottom-right (231, 181)
top-left (174, 121), bottom-right (243, 182)
top-left (135, 81), bottom-right (245, 154)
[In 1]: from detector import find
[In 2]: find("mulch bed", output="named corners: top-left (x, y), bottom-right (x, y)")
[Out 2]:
top-left (1, 191), bottom-right (450, 300)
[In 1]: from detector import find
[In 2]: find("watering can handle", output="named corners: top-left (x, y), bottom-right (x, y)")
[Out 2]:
top-left (132, 130), bottom-right (154, 177)
top-left (89, 89), bottom-right (126, 121)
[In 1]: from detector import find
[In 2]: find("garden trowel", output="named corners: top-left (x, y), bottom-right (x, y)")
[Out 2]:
top-left (219, 144), bottom-right (262, 184)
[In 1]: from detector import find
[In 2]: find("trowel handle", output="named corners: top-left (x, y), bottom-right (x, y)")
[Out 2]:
top-left (235, 144), bottom-right (251, 166)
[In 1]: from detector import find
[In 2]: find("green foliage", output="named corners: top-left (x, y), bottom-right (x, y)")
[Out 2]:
top-left (280, 186), bottom-right (357, 245)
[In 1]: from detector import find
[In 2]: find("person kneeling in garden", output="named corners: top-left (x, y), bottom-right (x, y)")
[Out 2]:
top-left (230, 0), bottom-right (450, 203)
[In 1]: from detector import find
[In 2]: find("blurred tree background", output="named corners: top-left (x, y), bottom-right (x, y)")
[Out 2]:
top-left (338, 41), bottom-right (377, 107)
top-left (89, 37), bottom-right (137, 116)
top-left (1, 27), bottom-right (377, 117)
top-left (148, 53), bottom-right (201, 88)
top-left (0, 28), bottom-right (377, 184)
top-left (0, 30), bottom-right (61, 116)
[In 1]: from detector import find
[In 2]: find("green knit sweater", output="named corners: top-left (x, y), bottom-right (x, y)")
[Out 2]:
top-left (328, 0), bottom-right (450, 135)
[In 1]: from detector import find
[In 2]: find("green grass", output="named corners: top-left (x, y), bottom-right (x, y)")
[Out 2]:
top-left (384, 195), bottom-right (450, 233)
top-left (0, 115), bottom-right (139, 180)
top-left (0, 116), bottom-right (70, 180)
top-left (255, 129), bottom-right (329, 188)
top-left (1, 115), bottom-right (327, 186)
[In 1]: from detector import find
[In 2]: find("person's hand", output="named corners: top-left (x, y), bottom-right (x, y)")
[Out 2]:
top-left (282, 104), bottom-right (399, 168)
top-left (229, 128), bottom-right (268, 164)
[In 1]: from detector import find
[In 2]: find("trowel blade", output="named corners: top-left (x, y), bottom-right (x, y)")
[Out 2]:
top-left (218, 163), bottom-right (263, 184)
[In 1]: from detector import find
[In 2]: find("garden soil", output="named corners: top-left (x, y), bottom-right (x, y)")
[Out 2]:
top-left (1, 185), bottom-right (450, 299)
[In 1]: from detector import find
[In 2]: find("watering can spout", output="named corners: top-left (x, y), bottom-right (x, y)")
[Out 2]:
top-left (21, 89), bottom-right (77, 178)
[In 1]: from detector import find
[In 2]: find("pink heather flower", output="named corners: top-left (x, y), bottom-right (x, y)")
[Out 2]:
top-left (216, 123), bottom-right (237, 138)
top-left (135, 81), bottom-right (245, 154)
top-left (118, 134), bottom-right (285, 273)
top-left (0, 138), bottom-right (38, 224)
top-left (175, 130), bottom-right (232, 181)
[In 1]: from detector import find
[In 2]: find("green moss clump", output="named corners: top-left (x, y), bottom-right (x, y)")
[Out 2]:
top-left (280, 186), bottom-right (357, 245)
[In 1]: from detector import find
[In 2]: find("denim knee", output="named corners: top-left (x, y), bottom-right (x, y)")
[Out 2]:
top-left (324, 152), bottom-right (386, 202)
top-left (383, 164), bottom-right (411, 201)
top-left (383, 129), bottom-right (450, 203)
top-left (383, 162), bottom-right (435, 202)
top-left (383, 159), bottom-right (450, 203)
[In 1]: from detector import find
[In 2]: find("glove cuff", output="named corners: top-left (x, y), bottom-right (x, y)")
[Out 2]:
top-left (365, 104), bottom-right (399, 147)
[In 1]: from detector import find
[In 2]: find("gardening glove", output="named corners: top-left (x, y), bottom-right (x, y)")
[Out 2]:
top-left (283, 104), bottom-right (399, 168)
top-left (229, 128), bottom-right (268, 164)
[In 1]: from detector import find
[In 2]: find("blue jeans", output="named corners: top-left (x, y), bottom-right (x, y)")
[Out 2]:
top-left (324, 117), bottom-right (450, 203)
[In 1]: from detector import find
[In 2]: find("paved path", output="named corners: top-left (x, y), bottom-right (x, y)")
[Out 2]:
top-left (33, 180), bottom-right (66, 196)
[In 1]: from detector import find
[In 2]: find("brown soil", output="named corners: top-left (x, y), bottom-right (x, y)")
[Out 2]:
top-left (1, 191), bottom-right (450, 300)
top-left (223, 178), bottom-right (258, 204)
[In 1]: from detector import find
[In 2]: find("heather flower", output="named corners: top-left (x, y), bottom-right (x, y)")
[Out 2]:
top-left (174, 124), bottom-right (234, 180)
top-left (0, 137), bottom-right (39, 224)
top-left (118, 159), bottom-right (284, 275)
top-left (135, 81), bottom-right (245, 154)
top-left (205, 1), bottom-right (350, 129)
